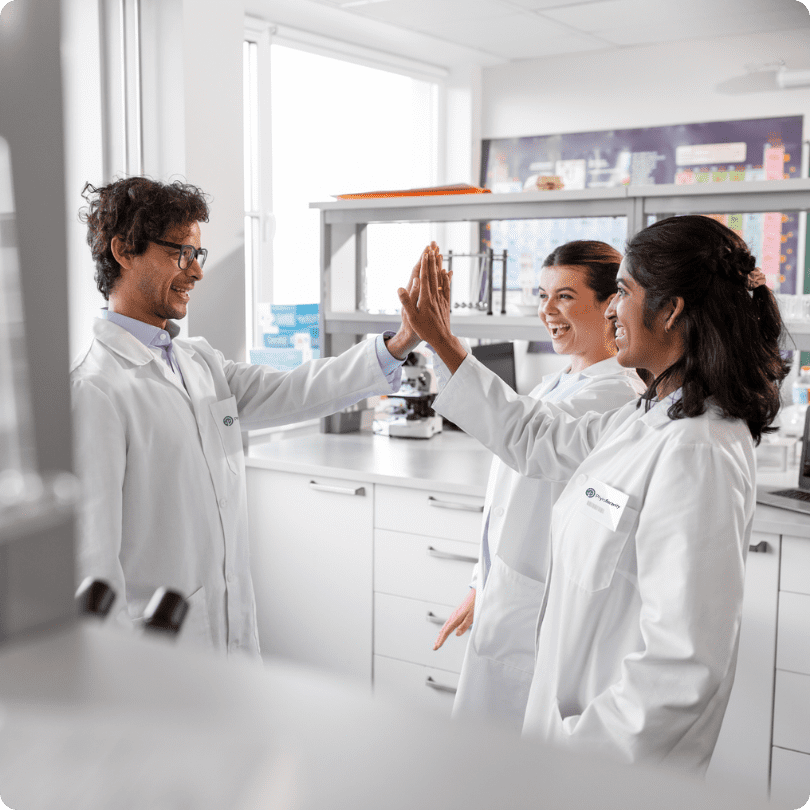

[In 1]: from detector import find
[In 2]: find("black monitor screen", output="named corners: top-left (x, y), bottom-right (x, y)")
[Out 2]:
top-left (470, 342), bottom-right (517, 391)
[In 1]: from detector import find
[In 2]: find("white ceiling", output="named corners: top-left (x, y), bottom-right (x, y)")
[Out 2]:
top-left (305, 0), bottom-right (810, 62)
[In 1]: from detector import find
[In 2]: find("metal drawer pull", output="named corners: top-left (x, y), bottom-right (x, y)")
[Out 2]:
top-left (749, 540), bottom-right (769, 553)
top-left (428, 546), bottom-right (478, 564)
top-left (425, 676), bottom-right (457, 695)
top-left (426, 611), bottom-right (448, 625)
top-left (427, 496), bottom-right (484, 513)
top-left (308, 481), bottom-right (365, 496)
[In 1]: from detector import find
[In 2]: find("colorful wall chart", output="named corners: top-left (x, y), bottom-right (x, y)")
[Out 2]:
top-left (480, 116), bottom-right (803, 294)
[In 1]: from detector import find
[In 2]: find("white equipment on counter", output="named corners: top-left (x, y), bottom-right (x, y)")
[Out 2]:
top-left (374, 352), bottom-right (443, 440)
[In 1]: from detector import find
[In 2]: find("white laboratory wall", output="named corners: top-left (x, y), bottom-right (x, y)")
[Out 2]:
top-left (481, 29), bottom-right (810, 143)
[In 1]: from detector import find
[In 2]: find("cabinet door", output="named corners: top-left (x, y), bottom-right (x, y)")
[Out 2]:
top-left (246, 467), bottom-right (373, 685)
top-left (373, 656), bottom-right (460, 716)
top-left (705, 532), bottom-right (779, 798)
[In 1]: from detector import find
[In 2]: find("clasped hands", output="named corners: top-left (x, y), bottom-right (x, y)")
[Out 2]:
top-left (388, 242), bottom-right (467, 373)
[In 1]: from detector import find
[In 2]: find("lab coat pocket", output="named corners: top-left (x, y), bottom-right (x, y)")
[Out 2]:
top-left (471, 554), bottom-right (545, 673)
top-left (558, 505), bottom-right (638, 593)
top-left (178, 585), bottom-right (214, 650)
top-left (210, 396), bottom-right (241, 475)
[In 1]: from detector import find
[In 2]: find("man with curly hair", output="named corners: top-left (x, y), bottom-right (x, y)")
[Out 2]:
top-left (71, 176), bottom-right (423, 659)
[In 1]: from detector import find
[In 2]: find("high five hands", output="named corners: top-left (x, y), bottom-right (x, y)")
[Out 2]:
top-left (397, 242), bottom-right (467, 374)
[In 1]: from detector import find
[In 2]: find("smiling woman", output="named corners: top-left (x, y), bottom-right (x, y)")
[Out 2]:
top-left (399, 217), bottom-right (789, 772)
top-left (538, 240), bottom-right (623, 374)
top-left (432, 239), bottom-right (643, 733)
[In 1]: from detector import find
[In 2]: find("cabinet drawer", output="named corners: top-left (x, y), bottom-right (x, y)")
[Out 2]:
top-left (781, 535), bottom-right (810, 596)
top-left (770, 747), bottom-right (810, 809)
top-left (375, 528), bottom-right (477, 604)
top-left (375, 484), bottom-right (484, 542)
top-left (373, 655), bottom-right (459, 716)
top-left (374, 592), bottom-right (468, 673)
top-left (777, 591), bottom-right (810, 675)
top-left (773, 670), bottom-right (810, 754)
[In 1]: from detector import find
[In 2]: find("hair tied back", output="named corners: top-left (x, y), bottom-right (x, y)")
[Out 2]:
top-left (746, 267), bottom-right (767, 291)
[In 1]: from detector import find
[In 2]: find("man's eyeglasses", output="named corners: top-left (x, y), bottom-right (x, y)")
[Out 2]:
top-left (152, 239), bottom-right (208, 271)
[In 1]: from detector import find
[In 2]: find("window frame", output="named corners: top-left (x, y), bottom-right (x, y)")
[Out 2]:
top-left (242, 16), bottom-right (446, 347)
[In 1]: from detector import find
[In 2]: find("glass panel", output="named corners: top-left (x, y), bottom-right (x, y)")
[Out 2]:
top-left (0, 135), bottom-right (37, 488)
top-left (242, 41), bottom-right (259, 214)
top-left (365, 222), bottom-right (434, 314)
top-left (269, 44), bottom-right (438, 307)
top-left (482, 216), bottom-right (628, 312)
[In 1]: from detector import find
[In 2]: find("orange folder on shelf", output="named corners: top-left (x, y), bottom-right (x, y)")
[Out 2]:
top-left (334, 183), bottom-right (492, 200)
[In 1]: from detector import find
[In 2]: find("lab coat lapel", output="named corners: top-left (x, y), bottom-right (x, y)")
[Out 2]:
top-left (171, 341), bottom-right (212, 420)
top-left (93, 318), bottom-right (191, 399)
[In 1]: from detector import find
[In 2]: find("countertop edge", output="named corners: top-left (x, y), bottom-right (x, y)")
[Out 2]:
top-left (245, 455), bottom-right (488, 498)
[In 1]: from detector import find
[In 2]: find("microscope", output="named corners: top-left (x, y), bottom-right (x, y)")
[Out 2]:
top-left (377, 352), bottom-right (443, 439)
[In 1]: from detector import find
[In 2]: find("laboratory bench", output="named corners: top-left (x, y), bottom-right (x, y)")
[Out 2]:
top-left (245, 430), bottom-right (810, 807)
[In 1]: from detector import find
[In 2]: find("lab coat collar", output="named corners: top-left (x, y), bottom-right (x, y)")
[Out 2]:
top-left (538, 354), bottom-right (626, 394)
top-left (92, 317), bottom-right (187, 397)
top-left (638, 387), bottom-right (683, 428)
top-left (92, 317), bottom-right (156, 367)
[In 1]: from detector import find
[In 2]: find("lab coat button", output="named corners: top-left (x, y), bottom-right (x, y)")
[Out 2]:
top-left (576, 474), bottom-right (587, 486)
top-left (227, 573), bottom-right (233, 583)
top-left (494, 506), bottom-right (505, 517)
top-left (219, 497), bottom-right (228, 508)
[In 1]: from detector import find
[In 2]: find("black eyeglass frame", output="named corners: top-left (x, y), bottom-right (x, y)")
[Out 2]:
top-left (152, 238), bottom-right (208, 270)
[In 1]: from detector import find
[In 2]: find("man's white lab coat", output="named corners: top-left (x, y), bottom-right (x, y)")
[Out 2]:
top-left (433, 352), bottom-right (755, 773)
top-left (71, 318), bottom-right (397, 658)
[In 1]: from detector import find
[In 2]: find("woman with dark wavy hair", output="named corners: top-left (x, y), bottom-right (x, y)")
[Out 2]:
top-left (433, 241), bottom-right (644, 733)
top-left (399, 216), bottom-right (787, 773)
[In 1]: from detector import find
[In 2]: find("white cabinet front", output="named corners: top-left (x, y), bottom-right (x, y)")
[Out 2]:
top-left (374, 592), bottom-right (468, 674)
top-left (374, 528), bottom-right (478, 605)
top-left (373, 656), bottom-right (460, 715)
top-left (246, 467), bottom-right (373, 685)
top-left (706, 532), bottom-right (779, 798)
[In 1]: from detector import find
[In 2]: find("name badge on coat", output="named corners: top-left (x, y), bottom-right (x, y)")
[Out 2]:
top-left (577, 476), bottom-right (629, 531)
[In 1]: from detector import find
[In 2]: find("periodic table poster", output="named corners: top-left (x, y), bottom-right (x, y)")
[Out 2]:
top-left (480, 116), bottom-right (803, 294)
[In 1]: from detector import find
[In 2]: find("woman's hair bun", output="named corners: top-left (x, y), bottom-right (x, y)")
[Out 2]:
top-left (716, 246), bottom-right (756, 286)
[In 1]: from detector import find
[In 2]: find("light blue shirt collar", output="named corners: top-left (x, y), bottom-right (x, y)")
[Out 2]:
top-left (100, 308), bottom-right (179, 347)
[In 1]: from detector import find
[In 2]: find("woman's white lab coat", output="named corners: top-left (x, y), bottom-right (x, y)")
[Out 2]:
top-left (432, 353), bottom-right (755, 774)
top-left (453, 357), bottom-right (643, 731)
top-left (71, 318), bottom-right (397, 658)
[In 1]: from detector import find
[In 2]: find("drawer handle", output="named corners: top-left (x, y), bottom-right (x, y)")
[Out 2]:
top-left (426, 611), bottom-right (448, 625)
top-left (427, 496), bottom-right (484, 513)
top-left (308, 481), bottom-right (365, 496)
top-left (425, 676), bottom-right (457, 695)
top-left (428, 546), bottom-right (478, 565)
top-left (749, 540), bottom-right (769, 553)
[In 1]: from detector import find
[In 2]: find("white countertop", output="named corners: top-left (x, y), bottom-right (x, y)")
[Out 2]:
top-left (246, 429), bottom-right (493, 497)
top-left (246, 430), bottom-right (810, 539)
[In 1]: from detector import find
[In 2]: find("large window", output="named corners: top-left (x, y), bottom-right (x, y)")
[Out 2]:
top-left (243, 30), bottom-right (441, 345)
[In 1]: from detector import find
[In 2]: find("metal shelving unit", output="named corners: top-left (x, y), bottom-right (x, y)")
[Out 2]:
top-left (311, 179), bottom-right (810, 354)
